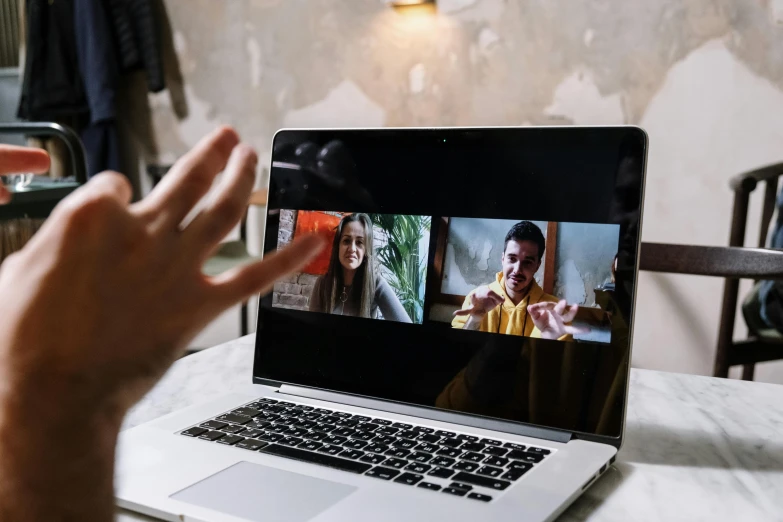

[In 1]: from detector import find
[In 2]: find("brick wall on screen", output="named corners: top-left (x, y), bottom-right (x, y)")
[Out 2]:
top-left (273, 210), bottom-right (317, 311)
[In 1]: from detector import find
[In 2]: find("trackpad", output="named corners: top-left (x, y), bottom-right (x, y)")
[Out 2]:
top-left (171, 461), bottom-right (357, 521)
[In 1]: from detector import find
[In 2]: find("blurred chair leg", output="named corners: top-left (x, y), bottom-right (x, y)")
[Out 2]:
top-left (741, 363), bottom-right (755, 381)
top-left (241, 301), bottom-right (249, 336)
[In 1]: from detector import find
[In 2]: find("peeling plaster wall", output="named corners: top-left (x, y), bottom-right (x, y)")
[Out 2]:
top-left (159, 0), bottom-right (783, 382)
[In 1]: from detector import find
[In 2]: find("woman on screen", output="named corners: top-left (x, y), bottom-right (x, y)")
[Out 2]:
top-left (309, 213), bottom-right (412, 323)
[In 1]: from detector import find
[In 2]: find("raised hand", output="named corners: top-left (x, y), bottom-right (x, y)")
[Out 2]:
top-left (527, 299), bottom-right (590, 340)
top-left (453, 285), bottom-right (505, 318)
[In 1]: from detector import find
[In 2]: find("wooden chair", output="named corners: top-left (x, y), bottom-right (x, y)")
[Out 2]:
top-left (640, 161), bottom-right (783, 380)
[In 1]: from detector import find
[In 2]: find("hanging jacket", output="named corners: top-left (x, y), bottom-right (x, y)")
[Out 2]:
top-left (106, 0), bottom-right (165, 92)
top-left (17, 0), bottom-right (89, 121)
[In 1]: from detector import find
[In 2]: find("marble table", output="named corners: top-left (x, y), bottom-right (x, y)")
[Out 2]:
top-left (117, 335), bottom-right (783, 521)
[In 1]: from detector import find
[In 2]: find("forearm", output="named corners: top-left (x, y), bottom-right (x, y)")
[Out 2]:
top-left (462, 314), bottom-right (484, 330)
top-left (0, 374), bottom-right (124, 521)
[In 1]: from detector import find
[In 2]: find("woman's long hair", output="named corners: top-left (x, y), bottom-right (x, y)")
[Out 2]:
top-left (318, 213), bottom-right (375, 318)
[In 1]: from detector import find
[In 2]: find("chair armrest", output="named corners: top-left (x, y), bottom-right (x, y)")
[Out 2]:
top-left (730, 162), bottom-right (783, 192)
top-left (640, 242), bottom-right (783, 279)
top-left (0, 122), bottom-right (88, 183)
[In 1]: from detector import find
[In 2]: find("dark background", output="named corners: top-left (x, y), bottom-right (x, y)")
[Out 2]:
top-left (255, 127), bottom-right (646, 441)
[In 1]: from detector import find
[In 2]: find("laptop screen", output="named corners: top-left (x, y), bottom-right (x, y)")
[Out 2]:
top-left (255, 127), bottom-right (646, 441)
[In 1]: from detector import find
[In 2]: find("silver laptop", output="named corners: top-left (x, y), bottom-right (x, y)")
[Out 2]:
top-left (116, 126), bottom-right (647, 522)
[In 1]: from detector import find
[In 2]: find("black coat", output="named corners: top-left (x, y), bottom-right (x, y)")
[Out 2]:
top-left (107, 0), bottom-right (165, 92)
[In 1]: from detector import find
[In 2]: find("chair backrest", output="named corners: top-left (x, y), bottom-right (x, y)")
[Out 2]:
top-left (0, 122), bottom-right (88, 183)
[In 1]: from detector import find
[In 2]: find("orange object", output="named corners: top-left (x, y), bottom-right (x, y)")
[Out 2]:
top-left (294, 211), bottom-right (345, 274)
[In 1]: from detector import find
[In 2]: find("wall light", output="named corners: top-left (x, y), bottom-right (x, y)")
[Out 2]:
top-left (386, 0), bottom-right (435, 7)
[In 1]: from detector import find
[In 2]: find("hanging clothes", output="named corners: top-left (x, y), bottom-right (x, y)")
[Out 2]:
top-left (107, 0), bottom-right (165, 93)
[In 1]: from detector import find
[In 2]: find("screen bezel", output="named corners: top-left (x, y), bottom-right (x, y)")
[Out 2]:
top-left (253, 126), bottom-right (648, 449)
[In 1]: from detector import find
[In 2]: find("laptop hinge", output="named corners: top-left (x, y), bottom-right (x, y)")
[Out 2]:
top-left (278, 384), bottom-right (571, 444)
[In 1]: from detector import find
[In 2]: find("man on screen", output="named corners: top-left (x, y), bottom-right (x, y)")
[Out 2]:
top-left (452, 221), bottom-right (586, 340)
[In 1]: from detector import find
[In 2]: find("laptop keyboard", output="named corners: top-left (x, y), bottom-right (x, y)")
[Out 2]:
top-left (179, 397), bottom-right (554, 503)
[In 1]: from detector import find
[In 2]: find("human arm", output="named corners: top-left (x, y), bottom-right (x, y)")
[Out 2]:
top-left (375, 277), bottom-right (412, 323)
top-left (0, 129), bottom-right (325, 521)
top-left (451, 286), bottom-right (504, 330)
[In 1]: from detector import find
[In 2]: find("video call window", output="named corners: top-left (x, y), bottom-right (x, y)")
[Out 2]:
top-left (428, 217), bottom-right (620, 344)
top-left (273, 210), bottom-right (431, 324)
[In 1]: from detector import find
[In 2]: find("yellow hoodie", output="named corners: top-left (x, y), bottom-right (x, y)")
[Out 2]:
top-left (451, 272), bottom-right (561, 338)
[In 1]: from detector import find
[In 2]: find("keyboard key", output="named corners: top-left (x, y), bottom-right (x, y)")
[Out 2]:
top-left (360, 453), bottom-right (386, 465)
top-left (181, 427), bottom-right (207, 437)
top-left (507, 450), bottom-right (543, 463)
top-left (392, 422), bottom-right (412, 429)
top-left (392, 439), bottom-right (417, 450)
top-left (373, 419), bottom-right (393, 426)
top-left (332, 428), bottom-right (358, 438)
top-left (253, 412), bottom-right (280, 422)
top-left (461, 452), bottom-right (484, 463)
top-left (383, 457), bottom-right (408, 469)
top-left (352, 416), bottom-right (371, 423)
top-left (415, 442), bottom-right (439, 453)
top-left (482, 446), bottom-right (508, 457)
top-left (216, 414), bottom-right (252, 425)
top-left (298, 440), bottom-right (324, 452)
top-left (507, 461), bottom-right (533, 471)
top-left (377, 426), bottom-right (399, 436)
top-left (502, 467), bottom-right (529, 481)
top-left (476, 465), bottom-right (503, 478)
top-left (365, 467), bottom-right (400, 480)
top-left (393, 472), bottom-right (423, 486)
top-left (259, 432), bottom-right (284, 443)
top-left (443, 487), bottom-right (467, 497)
top-left (418, 433), bottom-right (440, 444)
top-left (281, 436), bottom-right (303, 447)
top-left (352, 431), bottom-right (375, 442)
top-left (276, 401), bottom-right (294, 407)
top-left (314, 423), bottom-right (336, 433)
top-left (336, 418), bottom-right (360, 427)
top-left (303, 413), bottom-right (323, 421)
top-left (428, 467), bottom-right (455, 479)
top-left (265, 406), bottom-right (286, 414)
top-left (313, 408), bottom-right (331, 415)
top-left (451, 471), bottom-right (511, 491)
top-left (461, 442), bottom-right (485, 452)
top-left (232, 407), bottom-right (261, 417)
top-left (344, 439), bottom-right (369, 450)
top-left (198, 430), bottom-right (225, 441)
top-left (372, 435), bottom-right (396, 445)
top-left (526, 447), bottom-right (551, 456)
top-left (241, 428), bottom-right (264, 439)
top-left (440, 437), bottom-right (462, 448)
top-left (503, 442), bottom-right (526, 451)
top-left (285, 427), bottom-right (309, 437)
top-left (317, 444), bottom-right (343, 456)
top-left (457, 434), bottom-right (479, 442)
top-left (450, 482), bottom-right (473, 491)
top-left (358, 423), bottom-right (380, 432)
top-left (481, 438), bottom-right (502, 446)
top-left (220, 425), bottom-right (246, 434)
top-left (332, 412), bottom-right (351, 418)
top-left (467, 492), bottom-right (492, 502)
top-left (385, 448), bottom-right (411, 459)
top-left (405, 462), bottom-right (431, 474)
top-left (304, 431), bottom-right (327, 442)
top-left (484, 456), bottom-right (509, 467)
top-left (260, 444), bottom-right (372, 474)
top-left (236, 439), bottom-right (267, 451)
top-left (431, 457), bottom-right (455, 467)
top-left (411, 426), bottom-right (434, 434)
top-left (200, 420), bottom-right (228, 430)
top-left (409, 452), bottom-right (433, 464)
top-left (398, 430), bottom-right (419, 440)
top-left (436, 447), bottom-right (462, 458)
top-left (339, 449), bottom-right (365, 460)
top-left (266, 424), bottom-right (288, 434)
top-left (321, 416), bottom-right (341, 424)
top-left (256, 398), bottom-right (277, 404)
top-left (453, 461), bottom-right (479, 472)
top-left (217, 435), bottom-right (244, 446)
top-left (295, 420), bottom-right (317, 430)
top-left (300, 406), bottom-right (314, 412)
top-left (365, 443), bottom-right (390, 454)
top-left (324, 435), bottom-right (348, 446)
top-left (417, 481), bottom-right (442, 491)
top-left (434, 430), bottom-right (456, 438)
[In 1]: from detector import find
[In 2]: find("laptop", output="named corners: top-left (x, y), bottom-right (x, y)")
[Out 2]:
top-left (116, 126), bottom-right (647, 522)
